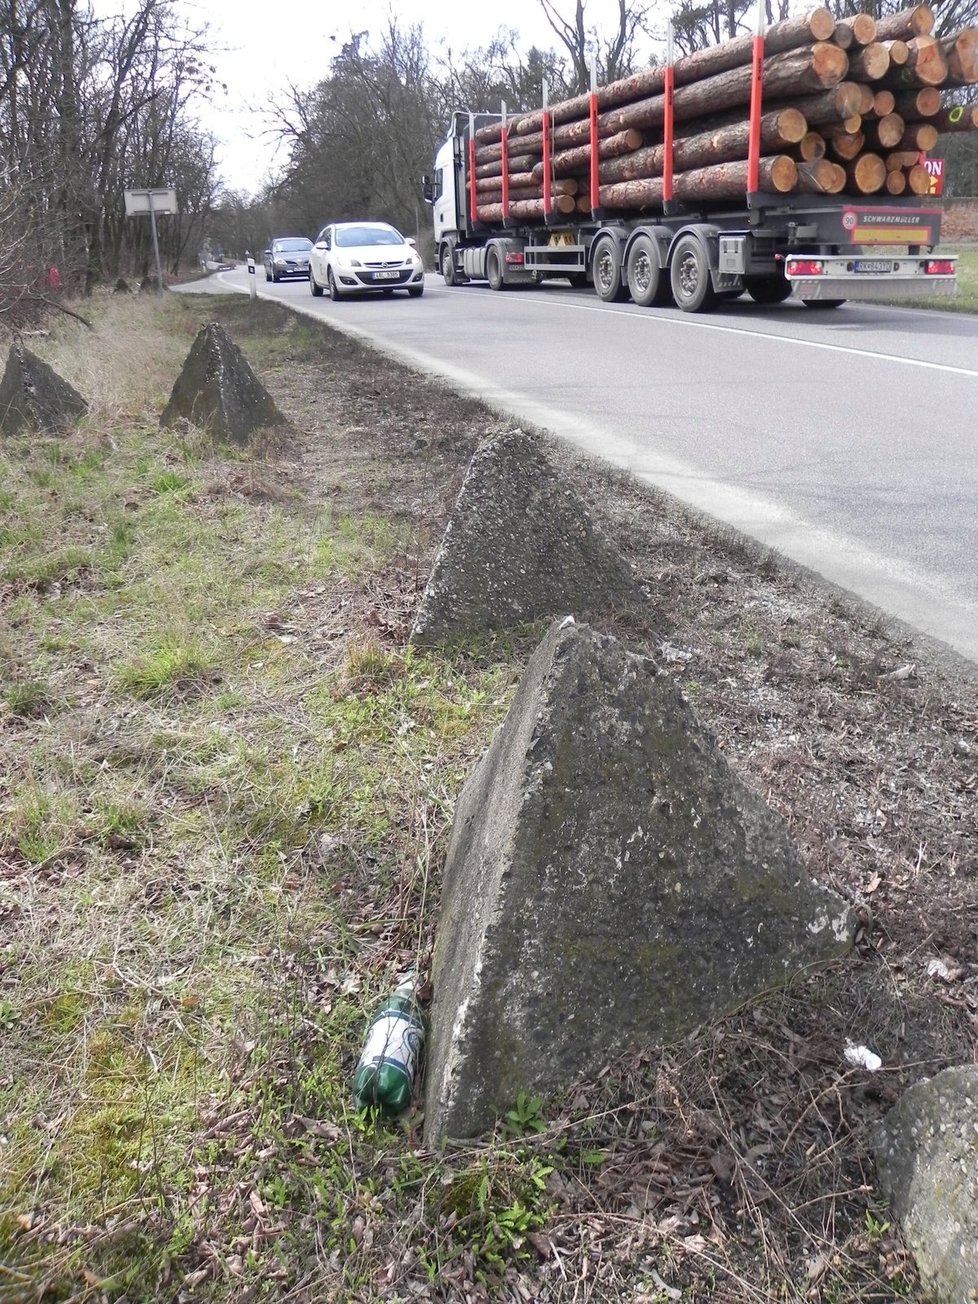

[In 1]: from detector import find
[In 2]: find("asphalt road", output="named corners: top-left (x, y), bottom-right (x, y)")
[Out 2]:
top-left (179, 267), bottom-right (978, 669)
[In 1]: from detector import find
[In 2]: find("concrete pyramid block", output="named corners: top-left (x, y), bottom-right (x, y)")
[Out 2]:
top-left (424, 617), bottom-right (854, 1143)
top-left (0, 344), bottom-right (87, 436)
top-left (874, 1065), bottom-right (978, 1304)
top-left (411, 430), bottom-right (645, 644)
top-left (160, 321), bottom-right (283, 445)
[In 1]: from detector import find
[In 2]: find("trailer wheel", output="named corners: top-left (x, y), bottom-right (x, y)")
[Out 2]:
top-left (486, 248), bottom-right (508, 291)
top-left (592, 237), bottom-right (628, 303)
top-left (745, 275), bottom-right (792, 304)
top-left (802, 298), bottom-right (846, 309)
top-left (626, 234), bottom-right (671, 308)
top-left (670, 236), bottom-right (717, 312)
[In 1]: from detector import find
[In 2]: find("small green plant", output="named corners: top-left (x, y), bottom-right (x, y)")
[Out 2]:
top-left (865, 1209), bottom-right (891, 1242)
top-left (504, 1092), bottom-right (546, 1137)
top-left (150, 470), bottom-right (192, 496)
top-left (115, 637), bottom-right (217, 700)
top-left (5, 679), bottom-right (53, 718)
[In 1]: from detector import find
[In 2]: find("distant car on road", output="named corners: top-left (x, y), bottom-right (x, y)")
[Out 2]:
top-left (309, 222), bottom-right (425, 299)
top-left (263, 237), bottom-right (313, 282)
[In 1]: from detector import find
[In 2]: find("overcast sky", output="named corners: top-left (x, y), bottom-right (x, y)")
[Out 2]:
top-left (180, 0), bottom-right (659, 193)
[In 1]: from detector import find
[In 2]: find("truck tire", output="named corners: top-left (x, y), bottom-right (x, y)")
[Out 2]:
top-left (670, 235), bottom-right (717, 313)
top-left (486, 248), bottom-right (507, 291)
top-left (626, 234), bottom-right (671, 308)
top-left (592, 236), bottom-right (628, 302)
top-left (745, 275), bottom-right (792, 304)
top-left (440, 242), bottom-right (461, 286)
top-left (802, 298), bottom-right (846, 309)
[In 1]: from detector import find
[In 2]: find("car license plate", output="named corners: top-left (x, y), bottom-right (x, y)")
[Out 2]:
top-left (374, 270), bottom-right (399, 280)
top-left (853, 259), bottom-right (894, 273)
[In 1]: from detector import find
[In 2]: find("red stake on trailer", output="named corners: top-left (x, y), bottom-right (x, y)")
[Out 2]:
top-left (589, 58), bottom-right (599, 212)
top-left (468, 113), bottom-right (477, 225)
top-left (542, 82), bottom-right (552, 216)
top-left (500, 101), bottom-right (510, 221)
top-left (747, 5), bottom-right (766, 194)
top-left (663, 23), bottom-right (675, 203)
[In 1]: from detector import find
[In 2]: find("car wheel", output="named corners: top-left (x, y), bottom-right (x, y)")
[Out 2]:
top-left (669, 235), bottom-right (717, 313)
top-left (264, 269), bottom-right (271, 282)
top-left (327, 269), bottom-right (340, 301)
top-left (408, 284), bottom-right (424, 298)
top-left (310, 269), bottom-right (323, 297)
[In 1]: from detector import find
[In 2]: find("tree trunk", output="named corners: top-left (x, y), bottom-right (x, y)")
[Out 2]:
top-left (905, 163), bottom-right (932, 194)
top-left (528, 129), bottom-right (644, 180)
top-left (892, 88), bottom-right (940, 117)
top-left (873, 6), bottom-right (934, 41)
top-left (885, 149), bottom-right (922, 171)
top-left (476, 175), bottom-right (578, 196)
top-left (590, 110), bottom-right (807, 184)
top-left (880, 40), bottom-right (909, 67)
top-left (475, 155), bottom-right (540, 178)
top-left (597, 155), bottom-right (797, 209)
top-left (475, 194), bottom-right (577, 221)
top-left (831, 24), bottom-right (853, 50)
top-left (776, 82), bottom-right (865, 126)
top-left (834, 13), bottom-right (877, 45)
top-left (823, 129), bottom-right (865, 160)
top-left (942, 29), bottom-right (978, 85)
top-left (848, 43), bottom-right (890, 80)
top-left (896, 122), bottom-right (938, 150)
top-left (795, 158), bottom-right (845, 191)
top-left (797, 131), bottom-right (827, 159)
top-left (847, 154), bottom-right (886, 193)
top-left (872, 90), bottom-right (896, 116)
top-left (881, 35), bottom-right (948, 87)
top-left (868, 113), bottom-right (906, 148)
top-left (493, 7), bottom-right (837, 143)
top-left (932, 104), bottom-right (978, 132)
top-left (885, 169), bottom-right (907, 193)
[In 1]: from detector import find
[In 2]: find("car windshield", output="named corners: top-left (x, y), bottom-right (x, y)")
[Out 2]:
top-left (335, 226), bottom-right (403, 248)
top-left (274, 239), bottom-right (311, 252)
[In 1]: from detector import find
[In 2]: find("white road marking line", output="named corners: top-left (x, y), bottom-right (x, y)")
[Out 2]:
top-left (458, 287), bottom-right (978, 379)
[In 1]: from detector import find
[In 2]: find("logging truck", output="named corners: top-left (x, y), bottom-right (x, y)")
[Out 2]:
top-left (423, 6), bottom-right (970, 311)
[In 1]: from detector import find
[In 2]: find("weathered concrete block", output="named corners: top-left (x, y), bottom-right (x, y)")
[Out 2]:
top-left (160, 321), bottom-right (283, 445)
top-left (874, 1065), bottom-right (978, 1304)
top-left (410, 430), bottom-right (645, 644)
top-left (0, 344), bottom-right (87, 436)
top-left (424, 617), bottom-right (853, 1143)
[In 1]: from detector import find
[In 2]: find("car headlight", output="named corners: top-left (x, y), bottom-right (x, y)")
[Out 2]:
top-left (337, 257), bottom-right (362, 269)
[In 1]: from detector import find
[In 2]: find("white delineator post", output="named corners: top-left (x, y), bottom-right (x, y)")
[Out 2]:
top-left (247, 253), bottom-right (257, 299)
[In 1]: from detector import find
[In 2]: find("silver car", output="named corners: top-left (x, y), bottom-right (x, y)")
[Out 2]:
top-left (263, 237), bottom-right (313, 282)
top-left (309, 222), bottom-right (425, 299)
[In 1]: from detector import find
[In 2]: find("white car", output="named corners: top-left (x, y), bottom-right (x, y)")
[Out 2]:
top-left (309, 222), bottom-right (425, 300)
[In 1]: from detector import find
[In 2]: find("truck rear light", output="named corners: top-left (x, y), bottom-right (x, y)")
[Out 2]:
top-left (924, 259), bottom-right (954, 275)
top-left (504, 252), bottom-right (524, 265)
top-left (786, 259), bottom-right (824, 277)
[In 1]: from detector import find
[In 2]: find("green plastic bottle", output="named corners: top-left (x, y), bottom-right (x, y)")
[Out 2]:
top-left (352, 975), bottom-right (425, 1114)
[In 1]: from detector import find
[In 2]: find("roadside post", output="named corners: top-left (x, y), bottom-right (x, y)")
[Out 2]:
top-left (246, 252), bottom-right (257, 299)
top-left (123, 186), bottom-right (176, 297)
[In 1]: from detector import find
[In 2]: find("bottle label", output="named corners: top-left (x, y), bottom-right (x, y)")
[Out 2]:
top-left (359, 1010), bottom-right (423, 1075)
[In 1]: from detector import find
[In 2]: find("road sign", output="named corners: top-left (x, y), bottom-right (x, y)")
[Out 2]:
top-left (124, 187), bottom-right (177, 216)
top-left (919, 156), bottom-right (944, 197)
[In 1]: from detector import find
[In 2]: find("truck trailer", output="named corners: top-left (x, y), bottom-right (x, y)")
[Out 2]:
top-left (424, 13), bottom-right (962, 311)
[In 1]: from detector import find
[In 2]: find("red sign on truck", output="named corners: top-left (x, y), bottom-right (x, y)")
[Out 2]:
top-left (919, 155), bottom-right (945, 196)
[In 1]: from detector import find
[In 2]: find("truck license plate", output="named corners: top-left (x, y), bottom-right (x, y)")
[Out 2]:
top-left (853, 259), bottom-right (894, 273)
top-left (374, 270), bottom-right (399, 280)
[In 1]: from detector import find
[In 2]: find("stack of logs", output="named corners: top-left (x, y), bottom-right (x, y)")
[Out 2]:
top-left (472, 4), bottom-right (978, 220)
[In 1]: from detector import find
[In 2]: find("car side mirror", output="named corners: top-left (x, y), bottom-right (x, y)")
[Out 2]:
top-left (263, 248), bottom-right (271, 257)
top-left (314, 241), bottom-right (327, 250)
top-left (421, 177), bottom-right (435, 204)
top-left (405, 237), bottom-right (417, 247)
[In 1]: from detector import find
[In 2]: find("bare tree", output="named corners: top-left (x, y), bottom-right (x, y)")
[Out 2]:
top-left (537, 0), bottom-right (652, 92)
